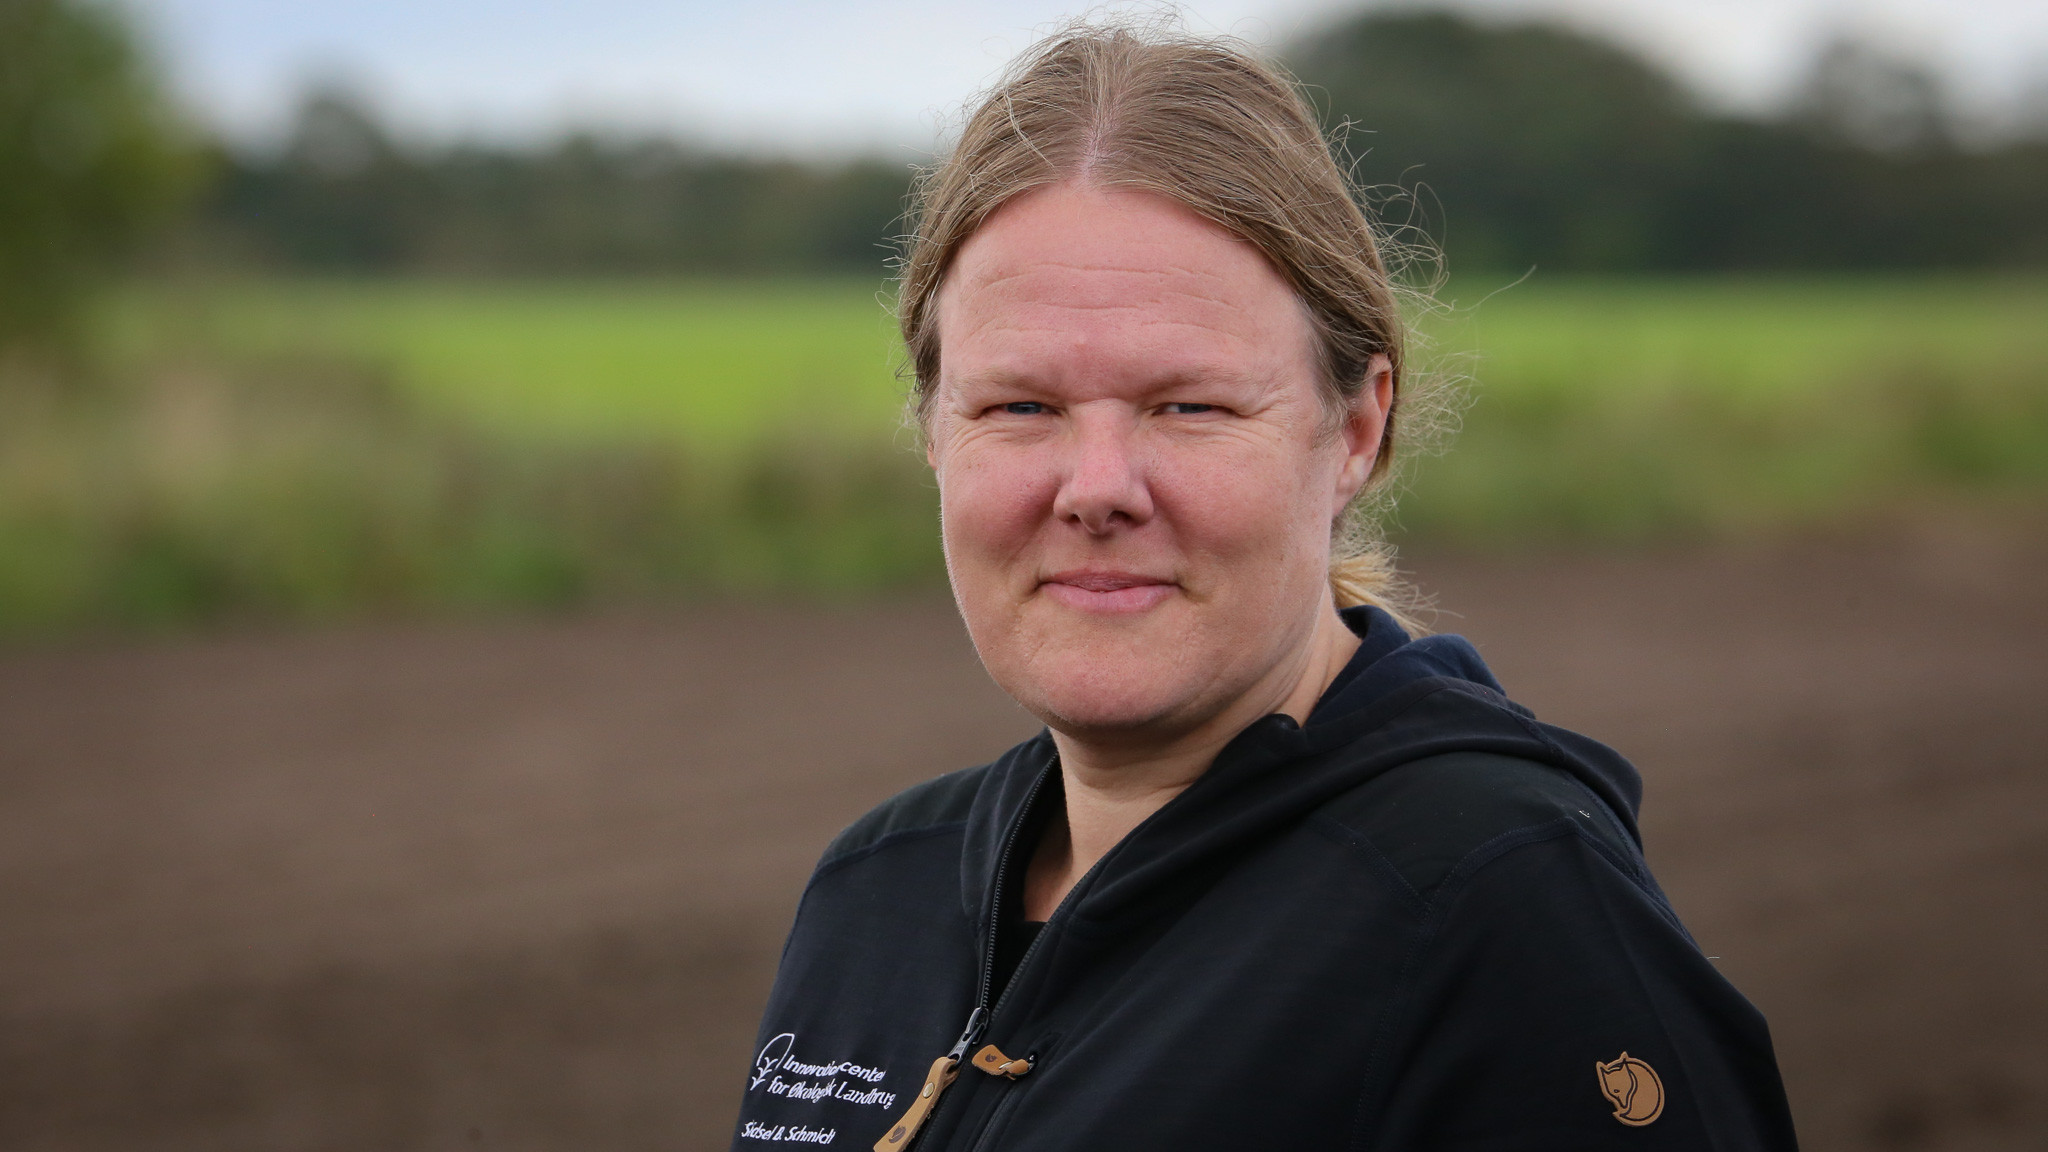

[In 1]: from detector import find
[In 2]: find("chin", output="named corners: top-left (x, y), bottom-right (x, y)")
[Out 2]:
top-left (1037, 694), bottom-right (1179, 737)
top-left (1003, 643), bottom-right (1204, 737)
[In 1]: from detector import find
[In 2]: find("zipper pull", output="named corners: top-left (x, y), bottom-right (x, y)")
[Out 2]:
top-left (970, 1044), bottom-right (1034, 1079)
top-left (872, 1009), bottom-right (988, 1151)
top-left (872, 1055), bottom-right (960, 1150)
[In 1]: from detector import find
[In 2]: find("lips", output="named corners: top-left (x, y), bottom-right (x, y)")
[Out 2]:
top-left (1039, 569), bottom-right (1177, 613)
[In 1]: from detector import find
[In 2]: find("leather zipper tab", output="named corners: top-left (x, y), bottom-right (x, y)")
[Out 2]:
top-left (970, 1044), bottom-right (1034, 1079)
top-left (873, 1055), bottom-right (960, 1151)
top-left (873, 1009), bottom-right (989, 1151)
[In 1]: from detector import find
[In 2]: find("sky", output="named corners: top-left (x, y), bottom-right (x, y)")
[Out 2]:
top-left (127, 0), bottom-right (2048, 153)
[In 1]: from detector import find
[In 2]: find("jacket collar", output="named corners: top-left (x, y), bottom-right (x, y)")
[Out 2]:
top-left (958, 608), bottom-right (1643, 938)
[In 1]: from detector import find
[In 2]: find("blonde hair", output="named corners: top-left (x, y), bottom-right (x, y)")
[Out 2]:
top-left (899, 20), bottom-right (1434, 633)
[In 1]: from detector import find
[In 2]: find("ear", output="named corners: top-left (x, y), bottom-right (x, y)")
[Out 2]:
top-left (1332, 354), bottom-right (1394, 513)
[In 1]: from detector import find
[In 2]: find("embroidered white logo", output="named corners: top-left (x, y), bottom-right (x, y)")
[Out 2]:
top-left (740, 1120), bottom-right (840, 1144)
top-left (752, 1034), bottom-right (797, 1089)
top-left (744, 1033), bottom-right (898, 1114)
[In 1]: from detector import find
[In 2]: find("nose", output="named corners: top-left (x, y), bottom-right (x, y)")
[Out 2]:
top-left (1051, 404), bottom-right (1154, 534)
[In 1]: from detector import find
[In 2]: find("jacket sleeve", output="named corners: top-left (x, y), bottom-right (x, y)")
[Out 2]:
top-left (1362, 819), bottom-right (1798, 1151)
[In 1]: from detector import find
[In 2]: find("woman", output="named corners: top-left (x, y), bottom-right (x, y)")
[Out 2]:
top-left (733, 24), bottom-right (1796, 1152)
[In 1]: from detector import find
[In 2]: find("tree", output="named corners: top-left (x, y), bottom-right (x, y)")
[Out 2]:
top-left (200, 90), bottom-right (916, 276)
top-left (1793, 37), bottom-right (1951, 154)
top-left (1283, 10), bottom-right (2048, 271)
top-left (0, 0), bottom-right (197, 351)
top-left (1286, 11), bottom-right (1700, 270)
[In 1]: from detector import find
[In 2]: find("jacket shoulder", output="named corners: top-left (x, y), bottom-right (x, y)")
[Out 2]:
top-left (1318, 749), bottom-right (1641, 901)
top-left (815, 762), bottom-right (989, 875)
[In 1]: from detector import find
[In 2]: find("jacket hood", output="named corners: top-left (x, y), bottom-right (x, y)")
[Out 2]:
top-left (959, 606), bottom-right (1645, 939)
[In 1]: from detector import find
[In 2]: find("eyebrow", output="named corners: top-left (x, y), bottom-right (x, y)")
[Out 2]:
top-left (944, 365), bottom-right (1273, 397)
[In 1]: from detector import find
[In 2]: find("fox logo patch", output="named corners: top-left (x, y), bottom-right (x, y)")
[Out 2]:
top-left (1596, 1052), bottom-right (1665, 1126)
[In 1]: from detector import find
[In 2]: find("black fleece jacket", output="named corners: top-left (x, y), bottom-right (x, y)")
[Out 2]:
top-left (731, 607), bottom-right (1798, 1151)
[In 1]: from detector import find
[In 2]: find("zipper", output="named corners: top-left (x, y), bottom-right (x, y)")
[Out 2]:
top-left (871, 1008), bottom-right (987, 1150)
top-left (975, 765), bottom-right (1050, 1010)
top-left (872, 762), bottom-right (1053, 1151)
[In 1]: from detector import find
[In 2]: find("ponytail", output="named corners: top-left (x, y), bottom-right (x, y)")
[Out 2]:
top-left (1329, 541), bottom-right (1430, 637)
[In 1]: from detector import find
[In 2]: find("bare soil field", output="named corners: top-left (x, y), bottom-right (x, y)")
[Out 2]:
top-left (2, 523), bottom-right (2043, 1152)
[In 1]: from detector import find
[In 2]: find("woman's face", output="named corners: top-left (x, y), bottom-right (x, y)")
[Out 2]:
top-left (928, 182), bottom-right (1387, 743)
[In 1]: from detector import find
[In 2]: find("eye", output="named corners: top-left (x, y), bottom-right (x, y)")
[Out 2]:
top-left (1000, 401), bottom-right (1047, 415)
top-left (1161, 402), bottom-right (1216, 415)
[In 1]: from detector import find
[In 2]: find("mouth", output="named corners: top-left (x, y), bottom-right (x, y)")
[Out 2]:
top-left (1038, 569), bottom-right (1178, 614)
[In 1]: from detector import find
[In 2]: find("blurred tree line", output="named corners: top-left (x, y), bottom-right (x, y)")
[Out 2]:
top-left (1289, 12), bottom-right (2048, 271)
top-left (188, 11), bottom-right (2048, 278)
top-left (6, 0), bottom-right (2048, 351)
top-left (196, 91), bottom-right (912, 274)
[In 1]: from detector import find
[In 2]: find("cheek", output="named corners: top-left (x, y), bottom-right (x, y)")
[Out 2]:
top-left (935, 437), bottom-right (1057, 566)
top-left (1152, 437), bottom-right (1338, 562)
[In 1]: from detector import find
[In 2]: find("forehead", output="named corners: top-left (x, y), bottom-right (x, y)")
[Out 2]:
top-left (935, 183), bottom-right (1316, 384)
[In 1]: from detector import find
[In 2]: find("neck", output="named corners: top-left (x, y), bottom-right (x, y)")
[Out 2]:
top-left (1020, 601), bottom-right (1362, 920)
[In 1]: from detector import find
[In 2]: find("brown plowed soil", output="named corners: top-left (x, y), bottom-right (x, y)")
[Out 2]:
top-left (2, 524), bottom-right (2043, 1152)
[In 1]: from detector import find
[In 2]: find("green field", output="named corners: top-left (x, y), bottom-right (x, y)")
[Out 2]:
top-left (1406, 275), bottom-right (2048, 538)
top-left (106, 274), bottom-right (2048, 449)
top-left (123, 272), bottom-right (2048, 541)
top-left (2, 274), bottom-right (2043, 635)
top-left (102, 279), bottom-right (913, 450)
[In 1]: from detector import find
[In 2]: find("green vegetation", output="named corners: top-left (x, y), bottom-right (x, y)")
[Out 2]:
top-left (2, 274), bottom-right (2043, 636)
top-left (0, 0), bottom-right (197, 351)
top-left (5, 2), bottom-right (2042, 639)
top-left (1402, 275), bottom-right (2048, 540)
top-left (1290, 13), bottom-right (2048, 271)
top-left (101, 278), bottom-right (910, 447)
top-left (0, 365), bottom-right (935, 636)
